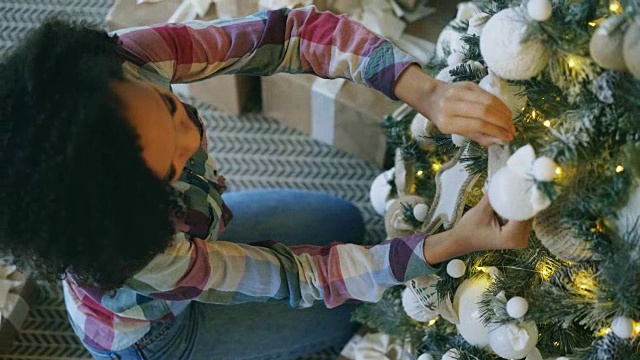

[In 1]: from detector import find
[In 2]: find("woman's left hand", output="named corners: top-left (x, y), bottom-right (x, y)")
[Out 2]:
top-left (394, 65), bottom-right (515, 147)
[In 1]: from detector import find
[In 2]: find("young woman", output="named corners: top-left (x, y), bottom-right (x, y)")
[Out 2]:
top-left (1, 6), bottom-right (529, 359)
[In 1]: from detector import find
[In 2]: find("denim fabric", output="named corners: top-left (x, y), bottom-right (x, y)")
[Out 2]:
top-left (84, 189), bottom-right (365, 359)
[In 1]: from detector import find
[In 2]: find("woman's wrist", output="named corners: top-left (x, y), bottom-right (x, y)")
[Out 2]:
top-left (422, 229), bottom-right (475, 266)
top-left (393, 65), bottom-right (440, 112)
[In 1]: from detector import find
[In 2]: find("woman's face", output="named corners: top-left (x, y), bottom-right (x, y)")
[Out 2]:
top-left (112, 80), bottom-right (201, 183)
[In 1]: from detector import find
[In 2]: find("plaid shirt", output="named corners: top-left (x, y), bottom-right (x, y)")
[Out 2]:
top-left (63, 6), bottom-right (436, 351)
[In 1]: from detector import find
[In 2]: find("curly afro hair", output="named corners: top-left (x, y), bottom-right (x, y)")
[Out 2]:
top-left (1, 19), bottom-right (184, 291)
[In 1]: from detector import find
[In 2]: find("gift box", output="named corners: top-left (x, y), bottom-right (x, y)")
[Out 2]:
top-left (262, 73), bottom-right (400, 166)
top-left (213, 0), bottom-right (259, 18)
top-left (0, 262), bottom-right (39, 353)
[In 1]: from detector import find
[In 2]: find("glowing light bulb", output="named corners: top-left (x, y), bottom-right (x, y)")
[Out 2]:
top-left (568, 58), bottom-right (576, 68)
top-left (609, 1), bottom-right (621, 13)
top-left (416, 170), bottom-right (424, 177)
top-left (428, 318), bottom-right (438, 326)
top-left (634, 323), bottom-right (640, 335)
top-left (543, 120), bottom-right (551, 127)
top-left (553, 341), bottom-right (560, 347)
top-left (555, 167), bottom-right (562, 175)
top-left (596, 327), bottom-right (611, 337)
top-left (588, 21), bottom-right (597, 27)
top-left (616, 165), bottom-right (624, 173)
top-left (531, 109), bottom-right (537, 119)
top-left (432, 163), bottom-right (441, 172)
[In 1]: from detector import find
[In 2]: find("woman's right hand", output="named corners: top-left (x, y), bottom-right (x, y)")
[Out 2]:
top-left (423, 194), bottom-right (531, 265)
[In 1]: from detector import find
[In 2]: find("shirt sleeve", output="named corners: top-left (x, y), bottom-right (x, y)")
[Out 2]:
top-left (123, 233), bottom-right (437, 308)
top-left (112, 6), bottom-right (418, 99)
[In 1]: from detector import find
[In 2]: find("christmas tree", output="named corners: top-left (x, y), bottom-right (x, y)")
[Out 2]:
top-left (356, 0), bottom-right (640, 359)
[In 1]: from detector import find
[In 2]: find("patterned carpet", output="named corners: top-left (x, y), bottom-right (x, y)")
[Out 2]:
top-left (0, 1), bottom-right (385, 359)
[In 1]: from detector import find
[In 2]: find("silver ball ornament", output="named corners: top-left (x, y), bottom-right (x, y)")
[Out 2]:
top-left (447, 259), bottom-right (466, 278)
top-left (506, 296), bottom-right (529, 319)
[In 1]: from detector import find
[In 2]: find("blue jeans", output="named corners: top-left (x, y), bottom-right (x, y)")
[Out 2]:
top-left (84, 189), bottom-right (365, 360)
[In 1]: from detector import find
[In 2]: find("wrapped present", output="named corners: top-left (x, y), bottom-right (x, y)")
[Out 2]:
top-left (0, 262), bottom-right (38, 353)
top-left (213, 0), bottom-right (259, 18)
top-left (262, 73), bottom-right (400, 167)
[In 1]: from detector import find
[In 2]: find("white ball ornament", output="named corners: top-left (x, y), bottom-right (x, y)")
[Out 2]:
top-left (417, 353), bottom-right (434, 360)
top-left (454, 277), bottom-right (492, 347)
top-left (532, 157), bottom-right (557, 182)
top-left (590, 16), bottom-right (628, 71)
top-left (451, 134), bottom-right (468, 147)
top-left (488, 321), bottom-right (539, 359)
top-left (436, 26), bottom-right (466, 59)
top-left (527, 0), bottom-right (552, 22)
top-left (480, 9), bottom-right (550, 80)
top-left (488, 167), bottom-right (536, 220)
top-left (623, 20), bottom-right (640, 80)
top-left (370, 169), bottom-right (394, 215)
top-left (413, 203), bottom-right (429, 222)
top-left (436, 65), bottom-right (456, 83)
top-left (525, 347), bottom-right (543, 360)
top-left (447, 259), bottom-right (466, 278)
top-left (611, 316), bottom-right (634, 339)
top-left (506, 297), bottom-right (529, 319)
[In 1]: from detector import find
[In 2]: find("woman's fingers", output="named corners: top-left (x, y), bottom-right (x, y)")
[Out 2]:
top-left (446, 116), bottom-right (513, 143)
top-left (445, 99), bottom-right (515, 136)
top-left (450, 83), bottom-right (514, 125)
top-left (501, 219), bottom-right (532, 249)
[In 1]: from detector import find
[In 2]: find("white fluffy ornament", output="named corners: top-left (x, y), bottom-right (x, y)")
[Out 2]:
top-left (531, 156), bottom-right (557, 182)
top-left (489, 166), bottom-right (536, 220)
top-left (526, 0), bottom-right (552, 22)
top-left (354, 332), bottom-right (406, 360)
top-left (590, 15), bottom-right (628, 71)
top-left (410, 113), bottom-right (436, 150)
top-left (480, 9), bottom-right (550, 80)
top-left (402, 286), bottom-right (438, 322)
top-left (436, 64), bottom-right (456, 83)
top-left (623, 20), bottom-right (640, 80)
top-left (370, 169), bottom-right (394, 215)
top-left (478, 71), bottom-right (528, 115)
top-left (454, 277), bottom-right (492, 347)
top-left (447, 259), bottom-right (467, 278)
top-left (436, 26), bottom-right (465, 59)
top-left (417, 354), bottom-right (434, 360)
top-left (506, 297), bottom-right (529, 319)
top-left (525, 347), bottom-right (543, 360)
top-left (611, 316), bottom-right (634, 339)
top-left (488, 321), bottom-right (539, 359)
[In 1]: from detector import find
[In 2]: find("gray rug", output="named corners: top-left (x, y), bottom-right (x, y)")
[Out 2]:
top-left (0, 1), bottom-right (385, 359)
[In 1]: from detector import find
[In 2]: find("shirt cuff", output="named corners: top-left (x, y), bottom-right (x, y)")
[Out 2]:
top-left (387, 233), bottom-right (440, 283)
top-left (363, 41), bottom-right (420, 100)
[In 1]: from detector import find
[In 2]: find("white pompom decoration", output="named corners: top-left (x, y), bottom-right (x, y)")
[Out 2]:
top-left (611, 316), bottom-right (634, 339)
top-left (623, 21), bottom-right (640, 80)
top-left (436, 65), bottom-right (456, 83)
top-left (454, 277), bottom-right (492, 347)
top-left (590, 15), bottom-right (628, 71)
top-left (413, 203), bottom-right (429, 222)
top-left (532, 156), bottom-right (557, 182)
top-left (526, 0), bottom-right (552, 22)
top-left (370, 169), bottom-right (394, 215)
top-left (506, 297), bottom-right (529, 319)
top-left (488, 167), bottom-right (536, 220)
top-left (480, 9), bottom-right (550, 80)
top-left (447, 52), bottom-right (465, 66)
top-left (488, 321), bottom-right (539, 359)
top-left (436, 26), bottom-right (466, 59)
top-left (451, 134), bottom-right (468, 147)
top-left (410, 114), bottom-right (435, 150)
top-left (417, 353), bottom-right (435, 360)
top-left (447, 259), bottom-right (466, 278)
top-left (525, 347), bottom-right (543, 360)
top-left (441, 349), bottom-right (461, 360)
